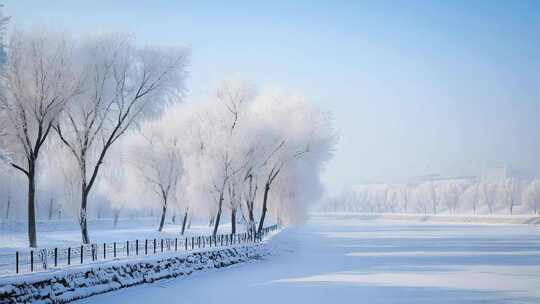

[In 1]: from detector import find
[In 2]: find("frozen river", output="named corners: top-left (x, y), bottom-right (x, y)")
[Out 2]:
top-left (77, 214), bottom-right (540, 304)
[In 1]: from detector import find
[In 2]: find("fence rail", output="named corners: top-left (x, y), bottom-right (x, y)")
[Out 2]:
top-left (3, 225), bottom-right (278, 276)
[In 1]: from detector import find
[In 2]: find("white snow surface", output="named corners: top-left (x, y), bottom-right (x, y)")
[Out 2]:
top-left (75, 213), bottom-right (540, 304)
top-left (0, 244), bottom-right (268, 303)
top-left (0, 218), bottom-right (227, 250)
top-left (0, 218), bottom-right (248, 276)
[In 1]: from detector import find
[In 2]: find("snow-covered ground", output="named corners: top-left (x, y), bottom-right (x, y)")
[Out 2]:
top-left (0, 218), bottom-right (239, 276)
top-left (75, 213), bottom-right (540, 304)
top-left (0, 218), bottom-right (231, 250)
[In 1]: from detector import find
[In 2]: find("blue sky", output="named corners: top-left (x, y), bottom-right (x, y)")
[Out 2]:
top-left (5, 0), bottom-right (540, 194)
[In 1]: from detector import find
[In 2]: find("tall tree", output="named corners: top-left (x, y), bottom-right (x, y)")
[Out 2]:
top-left (0, 30), bottom-right (81, 247)
top-left (55, 35), bottom-right (188, 243)
top-left (524, 179), bottom-right (540, 215)
top-left (502, 178), bottom-right (520, 215)
top-left (130, 130), bottom-right (183, 232)
top-left (481, 182), bottom-right (497, 215)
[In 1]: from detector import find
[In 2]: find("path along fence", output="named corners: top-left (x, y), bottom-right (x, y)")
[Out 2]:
top-left (1, 225), bottom-right (279, 276)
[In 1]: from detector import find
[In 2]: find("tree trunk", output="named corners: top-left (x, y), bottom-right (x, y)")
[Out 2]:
top-left (248, 207), bottom-right (255, 233)
top-left (181, 210), bottom-right (188, 235)
top-left (27, 162), bottom-right (37, 248)
top-left (212, 195), bottom-right (224, 237)
top-left (208, 216), bottom-right (214, 227)
top-left (257, 182), bottom-right (270, 234)
top-left (245, 175), bottom-right (257, 235)
top-left (231, 207), bottom-right (236, 234)
top-left (80, 188), bottom-right (90, 244)
top-left (187, 216), bottom-right (192, 229)
top-left (158, 198), bottom-right (167, 232)
top-left (5, 195), bottom-right (10, 219)
top-left (247, 203), bottom-right (255, 235)
top-left (48, 197), bottom-right (54, 221)
top-left (113, 209), bottom-right (120, 227)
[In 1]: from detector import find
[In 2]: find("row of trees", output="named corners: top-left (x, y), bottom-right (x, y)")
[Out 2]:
top-left (102, 81), bottom-right (336, 238)
top-left (322, 178), bottom-right (540, 216)
top-left (0, 29), bottom-right (337, 247)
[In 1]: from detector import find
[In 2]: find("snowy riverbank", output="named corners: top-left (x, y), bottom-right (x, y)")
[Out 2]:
top-left (0, 244), bottom-right (269, 303)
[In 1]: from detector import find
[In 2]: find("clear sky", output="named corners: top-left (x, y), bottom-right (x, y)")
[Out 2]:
top-left (5, 0), bottom-right (540, 194)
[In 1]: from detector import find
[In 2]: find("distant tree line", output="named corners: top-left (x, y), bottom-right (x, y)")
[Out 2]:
top-left (321, 178), bottom-right (540, 216)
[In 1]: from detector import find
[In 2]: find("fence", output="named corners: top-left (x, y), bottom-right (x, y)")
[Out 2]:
top-left (3, 225), bottom-right (278, 276)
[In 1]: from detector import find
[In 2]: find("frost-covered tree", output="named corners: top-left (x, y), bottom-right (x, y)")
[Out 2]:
top-left (460, 182), bottom-right (481, 214)
top-left (398, 184), bottom-right (413, 213)
top-left (480, 182), bottom-right (498, 215)
top-left (414, 183), bottom-right (431, 215)
top-left (127, 126), bottom-right (183, 232)
top-left (0, 30), bottom-right (81, 247)
top-left (524, 179), bottom-right (540, 215)
top-left (320, 177), bottom-right (540, 216)
top-left (428, 181), bottom-right (441, 214)
top-left (54, 35), bottom-right (189, 243)
top-left (0, 6), bottom-right (10, 69)
top-left (441, 181), bottom-right (467, 214)
top-left (0, 143), bottom-right (9, 172)
top-left (0, 6), bottom-right (10, 193)
top-left (215, 80), bottom-right (254, 235)
top-left (95, 143), bottom-right (130, 227)
top-left (250, 88), bottom-right (336, 232)
top-left (502, 178), bottom-right (522, 215)
top-left (132, 81), bottom-right (337, 236)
